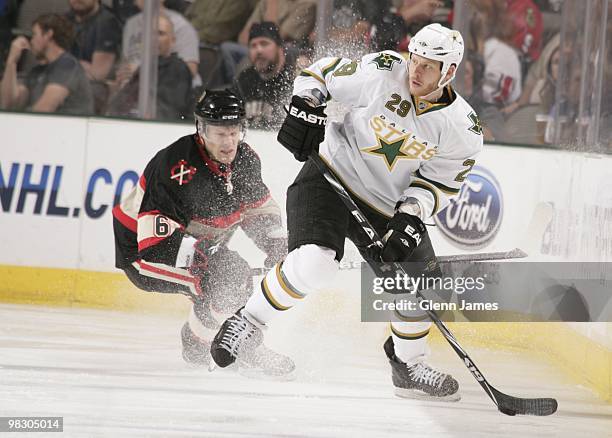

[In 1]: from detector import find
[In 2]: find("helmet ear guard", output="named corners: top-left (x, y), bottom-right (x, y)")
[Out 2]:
top-left (408, 23), bottom-right (464, 89)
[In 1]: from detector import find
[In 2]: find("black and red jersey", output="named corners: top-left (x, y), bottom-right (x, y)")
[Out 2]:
top-left (113, 134), bottom-right (281, 275)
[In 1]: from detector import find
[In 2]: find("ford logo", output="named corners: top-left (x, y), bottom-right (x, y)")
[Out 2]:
top-left (434, 166), bottom-right (503, 249)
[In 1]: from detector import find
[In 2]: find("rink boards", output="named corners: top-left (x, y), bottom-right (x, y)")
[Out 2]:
top-left (0, 111), bottom-right (611, 401)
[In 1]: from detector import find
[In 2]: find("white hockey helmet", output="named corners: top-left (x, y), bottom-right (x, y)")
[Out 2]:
top-left (408, 23), bottom-right (464, 89)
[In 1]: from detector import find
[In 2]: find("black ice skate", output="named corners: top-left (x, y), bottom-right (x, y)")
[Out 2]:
top-left (210, 307), bottom-right (264, 368)
top-left (181, 322), bottom-right (212, 366)
top-left (384, 337), bottom-right (460, 402)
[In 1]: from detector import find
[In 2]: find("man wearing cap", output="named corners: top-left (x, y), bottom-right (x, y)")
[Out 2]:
top-left (233, 21), bottom-right (296, 130)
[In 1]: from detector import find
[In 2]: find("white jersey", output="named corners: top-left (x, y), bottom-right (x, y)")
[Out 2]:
top-left (482, 38), bottom-right (522, 105)
top-left (294, 51), bottom-right (483, 219)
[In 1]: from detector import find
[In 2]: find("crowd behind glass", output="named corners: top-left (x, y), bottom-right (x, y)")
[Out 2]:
top-left (0, 0), bottom-right (609, 150)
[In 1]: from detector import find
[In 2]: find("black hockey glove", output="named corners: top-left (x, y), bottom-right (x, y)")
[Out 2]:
top-left (381, 212), bottom-right (427, 262)
top-left (277, 95), bottom-right (327, 162)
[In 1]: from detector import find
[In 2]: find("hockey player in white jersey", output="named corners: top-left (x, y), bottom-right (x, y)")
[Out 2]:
top-left (210, 23), bottom-right (483, 401)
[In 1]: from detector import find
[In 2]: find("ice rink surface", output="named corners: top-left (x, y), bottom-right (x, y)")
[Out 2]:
top-left (1, 302), bottom-right (611, 438)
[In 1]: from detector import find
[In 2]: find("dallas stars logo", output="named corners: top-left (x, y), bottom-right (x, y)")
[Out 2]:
top-left (369, 53), bottom-right (402, 71)
top-left (467, 111), bottom-right (483, 136)
top-left (362, 133), bottom-right (410, 170)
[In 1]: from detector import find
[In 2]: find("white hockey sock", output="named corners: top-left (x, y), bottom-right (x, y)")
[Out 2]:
top-left (245, 244), bottom-right (339, 325)
top-left (390, 320), bottom-right (432, 364)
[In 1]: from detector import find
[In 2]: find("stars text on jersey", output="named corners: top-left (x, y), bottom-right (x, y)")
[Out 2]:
top-left (363, 115), bottom-right (437, 170)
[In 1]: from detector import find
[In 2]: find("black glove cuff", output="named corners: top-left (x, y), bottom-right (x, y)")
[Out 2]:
top-left (388, 212), bottom-right (426, 234)
top-left (285, 95), bottom-right (327, 128)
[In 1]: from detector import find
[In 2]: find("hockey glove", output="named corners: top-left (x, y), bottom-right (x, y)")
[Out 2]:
top-left (188, 238), bottom-right (220, 283)
top-left (277, 95), bottom-right (327, 162)
top-left (381, 212), bottom-right (427, 262)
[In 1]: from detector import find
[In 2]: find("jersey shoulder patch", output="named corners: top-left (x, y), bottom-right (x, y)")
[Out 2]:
top-left (467, 111), bottom-right (483, 136)
top-left (446, 95), bottom-right (484, 138)
top-left (368, 52), bottom-right (403, 71)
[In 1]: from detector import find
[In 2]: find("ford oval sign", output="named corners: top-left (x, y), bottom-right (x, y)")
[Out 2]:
top-left (434, 166), bottom-right (503, 249)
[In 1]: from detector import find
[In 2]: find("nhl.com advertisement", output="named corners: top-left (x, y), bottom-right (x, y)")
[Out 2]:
top-left (0, 162), bottom-right (138, 220)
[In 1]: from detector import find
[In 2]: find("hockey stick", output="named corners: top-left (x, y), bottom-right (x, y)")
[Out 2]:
top-left (309, 153), bottom-right (558, 416)
top-left (249, 249), bottom-right (527, 277)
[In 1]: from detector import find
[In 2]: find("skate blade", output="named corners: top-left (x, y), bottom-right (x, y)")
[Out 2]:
top-left (238, 366), bottom-right (297, 382)
top-left (394, 387), bottom-right (461, 402)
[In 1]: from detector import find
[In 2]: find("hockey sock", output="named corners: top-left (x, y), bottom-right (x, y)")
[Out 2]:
top-left (245, 244), bottom-right (338, 324)
top-left (390, 320), bottom-right (432, 364)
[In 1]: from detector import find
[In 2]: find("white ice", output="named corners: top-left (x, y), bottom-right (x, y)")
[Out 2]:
top-left (1, 301), bottom-right (611, 438)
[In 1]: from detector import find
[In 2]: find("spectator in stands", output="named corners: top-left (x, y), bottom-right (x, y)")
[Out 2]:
top-left (186, 0), bottom-right (258, 87)
top-left (0, 0), bottom-right (19, 78)
top-left (398, 0), bottom-right (442, 36)
top-left (66, 0), bottom-right (121, 113)
top-left (501, 33), bottom-right (559, 115)
top-left (222, 0), bottom-right (316, 88)
top-left (481, 34), bottom-right (522, 107)
top-left (325, 0), bottom-right (370, 58)
top-left (461, 1), bottom-right (520, 140)
top-left (66, 0), bottom-right (121, 82)
top-left (109, 0), bottom-right (139, 25)
top-left (538, 44), bottom-right (561, 143)
top-left (106, 13), bottom-right (191, 121)
top-left (188, 0), bottom-right (257, 45)
top-left (370, 7), bottom-right (406, 53)
top-left (469, 0), bottom-right (522, 107)
top-left (238, 0), bottom-right (317, 48)
top-left (122, 0), bottom-right (199, 78)
top-left (0, 13), bottom-right (93, 114)
top-left (370, 0), bottom-right (441, 53)
top-left (233, 22), bottom-right (295, 130)
top-left (506, 0), bottom-right (543, 65)
top-left (7, 0), bottom-right (70, 78)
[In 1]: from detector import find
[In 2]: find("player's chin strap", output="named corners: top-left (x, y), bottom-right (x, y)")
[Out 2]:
top-left (414, 63), bottom-right (456, 102)
top-left (416, 79), bottom-right (452, 103)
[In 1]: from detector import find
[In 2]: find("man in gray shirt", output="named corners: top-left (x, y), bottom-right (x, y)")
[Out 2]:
top-left (1, 13), bottom-right (93, 115)
top-left (121, 0), bottom-right (199, 79)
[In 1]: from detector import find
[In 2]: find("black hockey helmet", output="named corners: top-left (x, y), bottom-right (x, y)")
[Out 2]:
top-left (194, 89), bottom-right (245, 126)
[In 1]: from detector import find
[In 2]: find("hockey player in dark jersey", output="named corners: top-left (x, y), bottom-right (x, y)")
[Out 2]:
top-left (112, 89), bottom-right (294, 378)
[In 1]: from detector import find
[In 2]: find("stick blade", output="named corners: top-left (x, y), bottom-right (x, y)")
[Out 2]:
top-left (506, 247), bottom-right (528, 259)
top-left (493, 388), bottom-right (558, 416)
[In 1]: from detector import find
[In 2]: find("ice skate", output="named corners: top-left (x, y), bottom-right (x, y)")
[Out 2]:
top-left (238, 343), bottom-right (296, 381)
top-left (181, 322), bottom-right (212, 367)
top-left (384, 337), bottom-right (460, 402)
top-left (210, 307), bottom-right (264, 368)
